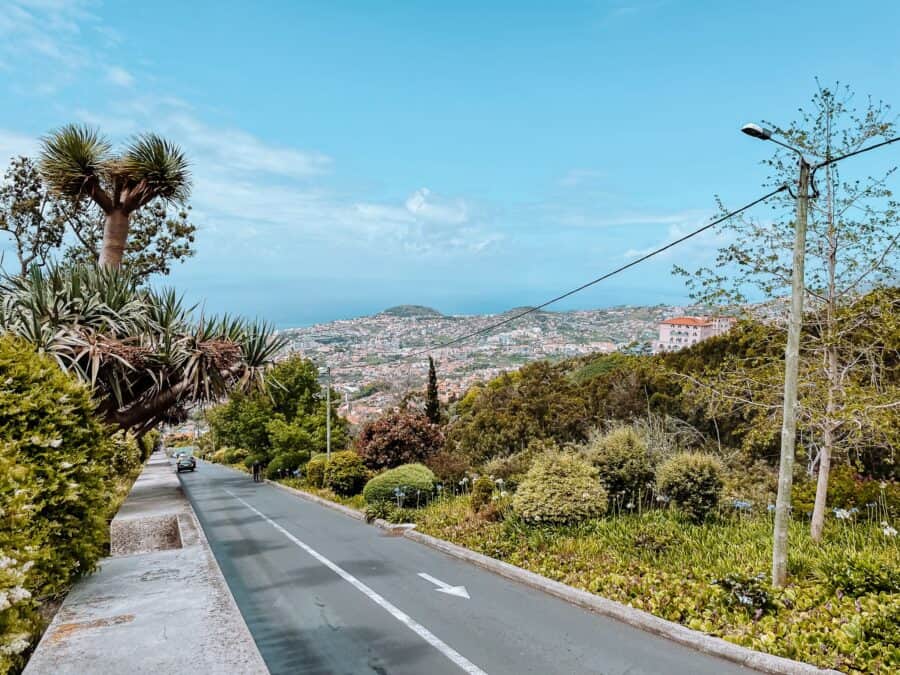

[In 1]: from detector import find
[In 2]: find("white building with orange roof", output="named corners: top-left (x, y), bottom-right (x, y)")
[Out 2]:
top-left (653, 316), bottom-right (735, 353)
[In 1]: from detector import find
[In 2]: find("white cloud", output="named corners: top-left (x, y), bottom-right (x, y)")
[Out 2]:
top-left (404, 187), bottom-right (469, 225)
top-left (558, 209), bottom-right (706, 229)
top-left (0, 3), bottom-right (499, 261)
top-left (0, 129), bottom-right (39, 163)
top-left (106, 65), bottom-right (134, 87)
top-left (623, 219), bottom-right (724, 260)
top-left (559, 168), bottom-right (607, 188)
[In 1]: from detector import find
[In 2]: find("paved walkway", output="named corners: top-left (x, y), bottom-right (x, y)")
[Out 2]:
top-left (24, 453), bottom-right (267, 675)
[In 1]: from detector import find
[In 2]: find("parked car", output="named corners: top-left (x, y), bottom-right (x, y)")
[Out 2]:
top-left (176, 454), bottom-right (196, 473)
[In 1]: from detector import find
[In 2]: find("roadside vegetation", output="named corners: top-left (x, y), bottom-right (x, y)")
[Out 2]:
top-left (0, 336), bottom-right (149, 673)
top-left (0, 125), bottom-right (283, 674)
top-left (202, 289), bottom-right (899, 673)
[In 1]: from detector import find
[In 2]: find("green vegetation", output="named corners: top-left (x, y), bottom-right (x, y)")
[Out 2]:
top-left (362, 464), bottom-right (436, 505)
top-left (205, 356), bottom-right (348, 473)
top-left (407, 498), bottom-right (898, 674)
top-left (305, 454), bottom-right (328, 488)
top-left (379, 305), bottom-right (443, 318)
top-left (0, 336), bottom-right (139, 673)
top-left (656, 453), bottom-right (724, 523)
top-left (470, 475), bottom-right (495, 512)
top-left (0, 264), bottom-right (284, 434)
top-left (323, 451), bottom-right (368, 496)
top-left (512, 453), bottom-right (607, 525)
top-left (584, 426), bottom-right (656, 509)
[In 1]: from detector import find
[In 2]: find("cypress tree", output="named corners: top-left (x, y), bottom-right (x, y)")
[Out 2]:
top-left (425, 356), bottom-right (440, 424)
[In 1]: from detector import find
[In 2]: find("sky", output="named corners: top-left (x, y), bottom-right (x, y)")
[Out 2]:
top-left (1, 0), bottom-right (899, 327)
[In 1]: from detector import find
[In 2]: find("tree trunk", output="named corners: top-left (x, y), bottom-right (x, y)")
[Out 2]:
top-left (98, 208), bottom-right (130, 268)
top-left (810, 140), bottom-right (839, 543)
top-left (811, 345), bottom-right (838, 540)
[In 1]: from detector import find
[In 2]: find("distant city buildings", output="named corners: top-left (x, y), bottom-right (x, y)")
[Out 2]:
top-left (653, 316), bottom-right (736, 353)
top-left (278, 304), bottom-right (736, 422)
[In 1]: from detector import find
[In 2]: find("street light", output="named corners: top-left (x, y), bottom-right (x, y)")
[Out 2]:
top-left (742, 122), bottom-right (811, 588)
top-left (318, 365), bottom-right (332, 460)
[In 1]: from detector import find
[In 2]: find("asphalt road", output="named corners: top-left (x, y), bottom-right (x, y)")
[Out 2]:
top-left (179, 461), bottom-right (756, 675)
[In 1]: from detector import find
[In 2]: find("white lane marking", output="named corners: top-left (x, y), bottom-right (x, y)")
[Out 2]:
top-left (224, 490), bottom-right (488, 675)
top-left (418, 573), bottom-right (471, 599)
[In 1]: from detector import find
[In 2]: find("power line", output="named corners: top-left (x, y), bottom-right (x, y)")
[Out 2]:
top-left (328, 183), bottom-right (789, 372)
top-left (813, 135), bottom-right (900, 170)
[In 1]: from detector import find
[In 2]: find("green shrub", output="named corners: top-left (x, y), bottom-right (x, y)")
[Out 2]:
top-left (110, 432), bottom-right (143, 477)
top-left (211, 448), bottom-right (227, 464)
top-left (324, 451), bottom-right (367, 496)
top-left (139, 429), bottom-right (160, 462)
top-left (512, 453), bottom-right (608, 525)
top-left (164, 432), bottom-right (194, 447)
top-left (306, 453), bottom-right (328, 488)
top-left (656, 452), bottom-right (724, 522)
top-left (585, 426), bottom-right (655, 508)
top-left (482, 447), bottom-right (537, 491)
top-left (793, 465), bottom-right (900, 519)
top-left (266, 451), bottom-right (309, 478)
top-left (364, 501), bottom-right (395, 523)
top-left (470, 475), bottom-right (495, 512)
top-left (817, 550), bottom-right (900, 596)
top-left (425, 448), bottom-right (470, 485)
top-left (363, 464), bottom-right (436, 505)
top-left (222, 446), bottom-right (249, 465)
top-left (0, 336), bottom-right (114, 673)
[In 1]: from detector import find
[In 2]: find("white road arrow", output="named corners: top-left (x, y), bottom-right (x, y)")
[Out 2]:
top-left (417, 572), bottom-right (471, 599)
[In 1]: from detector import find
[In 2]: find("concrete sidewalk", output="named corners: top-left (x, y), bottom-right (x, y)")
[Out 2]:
top-left (24, 453), bottom-right (268, 675)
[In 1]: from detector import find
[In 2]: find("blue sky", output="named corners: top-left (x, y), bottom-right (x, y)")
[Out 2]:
top-left (1, 1), bottom-right (899, 326)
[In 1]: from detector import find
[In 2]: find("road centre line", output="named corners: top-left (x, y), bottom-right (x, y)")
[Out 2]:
top-left (223, 489), bottom-right (488, 675)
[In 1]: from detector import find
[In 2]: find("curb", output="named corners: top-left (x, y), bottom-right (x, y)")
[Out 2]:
top-left (270, 480), bottom-right (839, 675)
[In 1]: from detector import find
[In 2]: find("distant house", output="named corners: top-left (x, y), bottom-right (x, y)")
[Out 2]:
top-left (653, 316), bottom-right (735, 353)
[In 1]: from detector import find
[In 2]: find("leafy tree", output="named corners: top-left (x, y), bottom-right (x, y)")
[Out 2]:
top-left (355, 408), bottom-right (444, 470)
top-left (675, 83), bottom-right (899, 539)
top-left (0, 264), bottom-right (284, 433)
top-left (0, 157), bottom-right (65, 275)
top-left (0, 155), bottom-right (195, 279)
top-left (206, 393), bottom-right (274, 453)
top-left (447, 362), bottom-right (590, 463)
top-left (205, 355), bottom-right (349, 465)
top-left (39, 124), bottom-right (190, 268)
top-left (425, 356), bottom-right (440, 423)
top-left (60, 199), bottom-right (195, 279)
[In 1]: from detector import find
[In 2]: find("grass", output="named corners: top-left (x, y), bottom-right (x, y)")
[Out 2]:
top-left (407, 496), bottom-right (898, 674)
top-left (277, 477), bottom-right (367, 510)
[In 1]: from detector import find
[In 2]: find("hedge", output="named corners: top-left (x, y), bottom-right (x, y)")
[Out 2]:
top-left (323, 451), bottom-right (367, 496)
top-left (363, 464), bottom-right (436, 505)
top-left (0, 335), bottom-right (115, 673)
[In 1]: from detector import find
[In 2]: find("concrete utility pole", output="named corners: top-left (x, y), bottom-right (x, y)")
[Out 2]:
top-left (742, 123), bottom-right (900, 588)
top-left (741, 123), bottom-right (810, 587)
top-left (325, 367), bottom-right (332, 460)
top-left (319, 365), bottom-right (332, 460)
top-left (772, 157), bottom-right (809, 587)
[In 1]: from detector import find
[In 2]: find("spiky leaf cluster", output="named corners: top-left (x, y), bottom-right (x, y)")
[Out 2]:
top-left (0, 264), bottom-right (286, 433)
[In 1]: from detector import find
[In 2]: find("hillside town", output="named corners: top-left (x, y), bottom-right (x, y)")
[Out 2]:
top-left (281, 304), bottom-right (735, 422)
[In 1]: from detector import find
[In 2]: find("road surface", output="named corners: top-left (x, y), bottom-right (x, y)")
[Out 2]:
top-left (179, 461), bottom-right (756, 675)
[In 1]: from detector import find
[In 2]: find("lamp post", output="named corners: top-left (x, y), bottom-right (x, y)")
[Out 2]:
top-left (741, 123), bottom-right (810, 588)
top-left (318, 365), bottom-right (332, 460)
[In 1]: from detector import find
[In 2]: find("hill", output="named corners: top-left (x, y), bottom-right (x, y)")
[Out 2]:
top-left (379, 305), bottom-right (444, 318)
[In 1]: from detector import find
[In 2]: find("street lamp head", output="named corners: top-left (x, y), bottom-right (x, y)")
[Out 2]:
top-left (741, 123), bottom-right (773, 141)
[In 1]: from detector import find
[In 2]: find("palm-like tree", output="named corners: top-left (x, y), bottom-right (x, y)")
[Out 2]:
top-left (0, 264), bottom-right (286, 434)
top-left (38, 124), bottom-right (190, 268)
